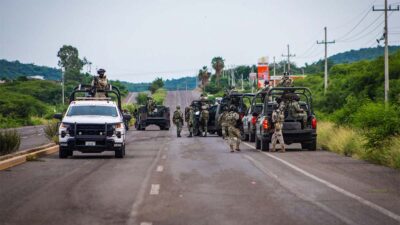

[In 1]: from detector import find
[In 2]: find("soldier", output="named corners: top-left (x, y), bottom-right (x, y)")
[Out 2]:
top-left (146, 96), bottom-right (156, 114)
top-left (278, 72), bottom-right (294, 87)
top-left (91, 68), bottom-right (109, 97)
top-left (226, 105), bottom-right (241, 153)
top-left (217, 105), bottom-right (229, 139)
top-left (200, 93), bottom-right (207, 101)
top-left (187, 106), bottom-right (195, 137)
top-left (271, 108), bottom-right (285, 152)
top-left (199, 104), bottom-right (209, 137)
top-left (173, 105), bottom-right (184, 137)
top-left (288, 95), bottom-right (308, 128)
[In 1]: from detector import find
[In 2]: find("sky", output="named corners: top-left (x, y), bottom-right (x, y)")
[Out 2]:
top-left (1, 0), bottom-right (400, 82)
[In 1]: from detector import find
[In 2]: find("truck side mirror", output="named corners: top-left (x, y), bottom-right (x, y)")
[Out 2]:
top-left (53, 113), bottom-right (63, 120)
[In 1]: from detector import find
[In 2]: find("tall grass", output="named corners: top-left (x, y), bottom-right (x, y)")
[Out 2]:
top-left (0, 129), bottom-right (21, 156)
top-left (153, 88), bottom-right (167, 105)
top-left (318, 121), bottom-right (400, 169)
top-left (44, 120), bottom-right (59, 144)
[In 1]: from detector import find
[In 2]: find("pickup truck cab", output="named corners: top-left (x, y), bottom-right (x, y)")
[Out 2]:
top-left (242, 92), bottom-right (264, 142)
top-left (54, 85), bottom-right (131, 158)
top-left (254, 87), bottom-right (317, 151)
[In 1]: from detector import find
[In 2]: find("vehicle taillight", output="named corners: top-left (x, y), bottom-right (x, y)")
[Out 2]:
top-left (251, 116), bottom-right (257, 125)
top-left (312, 117), bottom-right (317, 129)
top-left (262, 119), bottom-right (269, 130)
top-left (240, 113), bottom-right (244, 120)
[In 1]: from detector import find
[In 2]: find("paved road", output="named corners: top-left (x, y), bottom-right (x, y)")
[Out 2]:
top-left (1, 90), bottom-right (399, 225)
top-left (124, 92), bottom-right (139, 104)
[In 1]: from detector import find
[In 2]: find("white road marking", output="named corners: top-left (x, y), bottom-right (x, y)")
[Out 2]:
top-left (150, 184), bottom-right (160, 195)
top-left (156, 165), bottom-right (164, 172)
top-left (243, 142), bottom-right (400, 223)
top-left (140, 222), bottom-right (152, 225)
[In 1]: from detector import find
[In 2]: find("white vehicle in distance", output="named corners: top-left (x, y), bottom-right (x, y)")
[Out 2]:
top-left (54, 85), bottom-right (131, 158)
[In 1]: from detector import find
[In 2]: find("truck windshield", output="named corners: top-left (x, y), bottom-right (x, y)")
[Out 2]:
top-left (67, 106), bottom-right (118, 117)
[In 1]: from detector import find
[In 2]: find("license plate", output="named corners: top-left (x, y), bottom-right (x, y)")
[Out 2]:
top-left (85, 141), bottom-right (96, 146)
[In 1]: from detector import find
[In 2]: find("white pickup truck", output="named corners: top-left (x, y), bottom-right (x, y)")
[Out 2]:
top-left (54, 85), bottom-right (131, 158)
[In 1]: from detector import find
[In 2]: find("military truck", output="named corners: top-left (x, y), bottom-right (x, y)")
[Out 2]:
top-left (214, 92), bottom-right (254, 137)
top-left (135, 104), bottom-right (170, 131)
top-left (54, 84), bottom-right (131, 158)
top-left (254, 87), bottom-right (317, 151)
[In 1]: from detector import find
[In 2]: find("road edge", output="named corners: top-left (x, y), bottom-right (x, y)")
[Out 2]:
top-left (0, 145), bottom-right (59, 171)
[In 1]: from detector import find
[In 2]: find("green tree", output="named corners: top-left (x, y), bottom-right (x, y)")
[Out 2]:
top-left (57, 45), bottom-right (85, 83)
top-left (198, 66), bottom-right (209, 90)
top-left (149, 77), bottom-right (164, 94)
top-left (211, 57), bottom-right (225, 87)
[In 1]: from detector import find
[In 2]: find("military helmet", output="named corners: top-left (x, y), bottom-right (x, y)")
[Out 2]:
top-left (97, 68), bottom-right (106, 75)
top-left (229, 105), bottom-right (237, 112)
top-left (176, 105), bottom-right (180, 109)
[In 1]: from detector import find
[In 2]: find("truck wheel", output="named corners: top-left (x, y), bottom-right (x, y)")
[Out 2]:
top-left (243, 132), bottom-right (249, 141)
top-left (115, 147), bottom-right (124, 158)
top-left (304, 140), bottom-right (317, 151)
top-left (255, 136), bottom-right (261, 150)
top-left (249, 132), bottom-right (255, 142)
top-left (59, 148), bottom-right (69, 159)
top-left (217, 129), bottom-right (222, 137)
top-left (261, 138), bottom-right (270, 152)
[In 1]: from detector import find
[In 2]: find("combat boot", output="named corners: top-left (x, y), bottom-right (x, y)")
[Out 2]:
top-left (187, 132), bottom-right (192, 138)
top-left (230, 145), bottom-right (235, 153)
top-left (279, 146), bottom-right (286, 153)
top-left (271, 144), bottom-right (276, 152)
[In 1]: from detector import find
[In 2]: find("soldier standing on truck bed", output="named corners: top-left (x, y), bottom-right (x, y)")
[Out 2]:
top-left (146, 96), bottom-right (156, 115)
top-left (226, 105), bottom-right (241, 153)
top-left (173, 105), bottom-right (184, 137)
top-left (271, 108), bottom-right (286, 152)
top-left (278, 72), bottom-right (294, 88)
top-left (91, 68), bottom-right (109, 97)
top-left (288, 95), bottom-right (308, 129)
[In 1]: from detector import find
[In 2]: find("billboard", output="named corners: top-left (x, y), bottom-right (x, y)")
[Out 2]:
top-left (257, 56), bottom-right (270, 88)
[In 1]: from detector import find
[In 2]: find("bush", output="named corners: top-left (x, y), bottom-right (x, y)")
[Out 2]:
top-left (44, 120), bottom-right (59, 144)
top-left (153, 88), bottom-right (167, 105)
top-left (0, 129), bottom-right (21, 156)
top-left (136, 92), bottom-right (148, 105)
top-left (352, 102), bottom-right (400, 148)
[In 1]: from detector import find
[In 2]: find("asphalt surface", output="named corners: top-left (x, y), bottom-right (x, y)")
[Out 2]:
top-left (1, 90), bottom-right (399, 225)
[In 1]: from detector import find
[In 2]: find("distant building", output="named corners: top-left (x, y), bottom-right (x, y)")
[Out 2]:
top-left (28, 75), bottom-right (45, 80)
top-left (0, 80), bottom-right (6, 84)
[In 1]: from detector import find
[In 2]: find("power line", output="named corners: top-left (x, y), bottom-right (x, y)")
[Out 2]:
top-left (335, 6), bottom-right (374, 41)
top-left (338, 13), bottom-right (384, 42)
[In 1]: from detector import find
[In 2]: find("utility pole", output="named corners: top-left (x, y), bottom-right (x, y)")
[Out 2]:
top-left (61, 69), bottom-right (65, 105)
top-left (241, 74), bottom-right (244, 90)
top-left (373, 0), bottom-right (400, 103)
top-left (317, 27), bottom-right (335, 94)
top-left (282, 44), bottom-right (295, 74)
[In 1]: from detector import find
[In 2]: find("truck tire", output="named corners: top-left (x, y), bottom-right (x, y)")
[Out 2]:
top-left (255, 136), bottom-right (261, 150)
top-left (217, 129), bottom-right (222, 137)
top-left (304, 140), bottom-right (317, 151)
top-left (59, 147), bottom-right (69, 159)
top-left (115, 146), bottom-right (125, 158)
top-left (249, 131), bottom-right (255, 142)
top-left (243, 132), bottom-right (249, 141)
top-left (260, 138), bottom-right (270, 152)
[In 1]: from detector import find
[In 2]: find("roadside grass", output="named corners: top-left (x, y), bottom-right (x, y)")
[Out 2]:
top-left (30, 116), bottom-right (47, 126)
top-left (44, 120), bottom-right (59, 144)
top-left (0, 129), bottom-right (21, 156)
top-left (318, 121), bottom-right (400, 169)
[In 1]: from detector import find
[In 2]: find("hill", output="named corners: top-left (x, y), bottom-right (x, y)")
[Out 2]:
top-left (0, 59), bottom-right (61, 80)
top-left (328, 46), bottom-right (400, 64)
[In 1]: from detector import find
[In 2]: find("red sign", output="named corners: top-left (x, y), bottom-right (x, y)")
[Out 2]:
top-left (257, 65), bottom-right (270, 88)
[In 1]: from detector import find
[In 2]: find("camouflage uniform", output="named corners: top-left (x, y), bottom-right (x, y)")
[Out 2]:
top-left (278, 73), bottom-right (294, 88)
top-left (187, 107), bottom-right (194, 137)
top-left (199, 105), bottom-right (209, 137)
top-left (173, 106), bottom-right (184, 137)
top-left (288, 101), bottom-right (307, 128)
top-left (226, 110), bottom-right (241, 152)
top-left (147, 97), bottom-right (156, 114)
top-left (218, 110), bottom-right (229, 139)
top-left (271, 109), bottom-right (285, 152)
top-left (91, 75), bottom-right (109, 97)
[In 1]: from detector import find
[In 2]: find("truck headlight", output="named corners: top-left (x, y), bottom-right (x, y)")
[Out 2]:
top-left (114, 123), bottom-right (124, 129)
